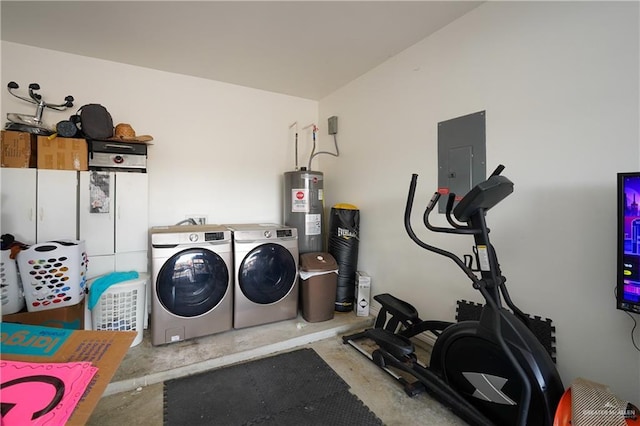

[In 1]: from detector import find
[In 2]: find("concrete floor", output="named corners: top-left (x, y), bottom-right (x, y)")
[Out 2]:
top-left (86, 312), bottom-right (466, 425)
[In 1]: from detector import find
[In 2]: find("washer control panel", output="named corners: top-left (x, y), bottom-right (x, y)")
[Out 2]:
top-left (277, 229), bottom-right (293, 238)
top-left (150, 227), bottom-right (231, 245)
top-left (187, 232), bottom-right (226, 242)
top-left (205, 232), bottom-right (225, 241)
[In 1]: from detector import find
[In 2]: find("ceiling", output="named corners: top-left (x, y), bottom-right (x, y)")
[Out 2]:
top-left (1, 1), bottom-right (483, 100)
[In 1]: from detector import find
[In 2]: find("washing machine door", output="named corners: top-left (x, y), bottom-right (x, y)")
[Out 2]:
top-left (157, 248), bottom-right (229, 317)
top-left (239, 243), bottom-right (296, 304)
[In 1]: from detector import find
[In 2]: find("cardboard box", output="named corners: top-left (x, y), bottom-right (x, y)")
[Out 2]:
top-left (0, 322), bottom-right (135, 425)
top-left (355, 271), bottom-right (371, 317)
top-left (37, 136), bottom-right (88, 170)
top-left (1, 130), bottom-right (37, 168)
top-left (2, 298), bottom-right (85, 329)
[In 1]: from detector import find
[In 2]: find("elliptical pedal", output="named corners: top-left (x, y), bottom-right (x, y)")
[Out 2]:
top-left (403, 380), bottom-right (427, 397)
top-left (371, 348), bottom-right (427, 397)
top-left (375, 293), bottom-right (420, 321)
top-left (366, 328), bottom-right (415, 359)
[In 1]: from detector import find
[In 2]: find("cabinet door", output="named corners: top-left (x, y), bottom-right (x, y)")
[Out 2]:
top-left (79, 171), bottom-right (115, 256)
top-left (115, 172), bottom-right (148, 253)
top-left (115, 251), bottom-right (148, 273)
top-left (36, 170), bottom-right (78, 242)
top-left (0, 168), bottom-right (37, 244)
top-left (86, 254), bottom-right (116, 279)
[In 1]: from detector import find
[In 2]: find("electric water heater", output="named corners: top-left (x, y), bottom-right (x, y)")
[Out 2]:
top-left (284, 169), bottom-right (324, 254)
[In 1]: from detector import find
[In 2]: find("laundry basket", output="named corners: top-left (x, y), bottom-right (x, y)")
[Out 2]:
top-left (1, 249), bottom-right (25, 314)
top-left (90, 274), bottom-right (148, 347)
top-left (17, 240), bottom-right (87, 312)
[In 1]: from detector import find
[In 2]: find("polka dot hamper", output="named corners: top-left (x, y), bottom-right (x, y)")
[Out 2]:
top-left (1, 248), bottom-right (25, 314)
top-left (17, 240), bottom-right (87, 312)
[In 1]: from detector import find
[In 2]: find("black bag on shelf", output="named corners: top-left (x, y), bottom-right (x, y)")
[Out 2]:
top-left (72, 104), bottom-right (113, 140)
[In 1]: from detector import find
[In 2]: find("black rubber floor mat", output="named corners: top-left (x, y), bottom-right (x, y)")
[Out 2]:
top-left (456, 299), bottom-right (557, 363)
top-left (163, 347), bottom-right (383, 426)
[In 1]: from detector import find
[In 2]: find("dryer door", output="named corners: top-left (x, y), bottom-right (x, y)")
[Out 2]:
top-left (157, 248), bottom-right (229, 317)
top-left (239, 243), bottom-right (296, 304)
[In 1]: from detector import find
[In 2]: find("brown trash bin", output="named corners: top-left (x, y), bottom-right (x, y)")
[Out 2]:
top-left (299, 252), bottom-right (338, 322)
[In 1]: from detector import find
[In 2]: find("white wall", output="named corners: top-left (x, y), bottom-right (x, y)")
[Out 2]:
top-left (319, 1), bottom-right (640, 403)
top-left (0, 41), bottom-right (318, 228)
top-left (2, 0), bottom-right (639, 405)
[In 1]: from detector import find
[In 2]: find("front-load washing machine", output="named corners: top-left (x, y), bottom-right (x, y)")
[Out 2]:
top-left (225, 223), bottom-right (298, 329)
top-left (151, 224), bottom-right (233, 345)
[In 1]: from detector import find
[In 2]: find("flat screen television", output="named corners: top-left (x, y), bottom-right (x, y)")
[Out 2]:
top-left (617, 172), bottom-right (640, 314)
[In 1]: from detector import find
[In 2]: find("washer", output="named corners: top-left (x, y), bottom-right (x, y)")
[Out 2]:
top-left (150, 224), bottom-right (233, 345)
top-left (225, 223), bottom-right (298, 329)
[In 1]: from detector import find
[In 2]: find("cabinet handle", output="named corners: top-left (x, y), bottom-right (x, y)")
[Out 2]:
top-left (39, 207), bottom-right (44, 222)
top-left (104, 144), bottom-right (134, 150)
top-left (28, 208), bottom-right (33, 222)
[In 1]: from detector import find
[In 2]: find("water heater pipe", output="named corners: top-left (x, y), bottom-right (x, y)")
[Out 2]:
top-left (289, 121), bottom-right (299, 170)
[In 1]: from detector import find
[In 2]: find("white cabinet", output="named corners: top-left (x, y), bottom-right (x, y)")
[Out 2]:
top-left (1, 168), bottom-right (36, 243)
top-left (0, 168), bottom-right (78, 244)
top-left (38, 170), bottom-right (78, 242)
top-left (79, 171), bottom-right (148, 277)
top-left (1, 168), bottom-right (148, 279)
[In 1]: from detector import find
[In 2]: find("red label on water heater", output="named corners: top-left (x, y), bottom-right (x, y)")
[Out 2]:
top-left (438, 188), bottom-right (450, 195)
top-left (296, 191), bottom-right (305, 200)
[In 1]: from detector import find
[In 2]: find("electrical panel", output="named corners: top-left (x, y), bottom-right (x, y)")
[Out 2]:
top-left (328, 116), bottom-right (338, 135)
top-left (437, 111), bottom-right (486, 213)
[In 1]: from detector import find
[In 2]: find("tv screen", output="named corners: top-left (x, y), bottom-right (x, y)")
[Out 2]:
top-left (618, 172), bottom-right (640, 314)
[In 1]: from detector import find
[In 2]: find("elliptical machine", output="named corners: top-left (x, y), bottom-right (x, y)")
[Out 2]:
top-left (343, 165), bottom-right (565, 426)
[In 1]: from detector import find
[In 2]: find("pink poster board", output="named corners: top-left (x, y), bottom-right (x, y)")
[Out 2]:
top-left (1, 360), bottom-right (98, 425)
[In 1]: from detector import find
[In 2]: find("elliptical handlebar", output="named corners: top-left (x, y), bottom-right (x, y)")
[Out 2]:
top-left (444, 194), bottom-right (460, 228)
top-left (406, 168), bottom-right (516, 289)
top-left (404, 174), bottom-right (481, 285)
top-left (490, 164), bottom-right (505, 177)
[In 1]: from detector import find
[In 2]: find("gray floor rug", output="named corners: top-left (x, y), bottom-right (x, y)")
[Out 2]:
top-left (163, 347), bottom-right (383, 425)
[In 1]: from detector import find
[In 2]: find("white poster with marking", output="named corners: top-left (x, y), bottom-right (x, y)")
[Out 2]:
top-left (90, 171), bottom-right (110, 214)
top-left (292, 189), bottom-right (309, 212)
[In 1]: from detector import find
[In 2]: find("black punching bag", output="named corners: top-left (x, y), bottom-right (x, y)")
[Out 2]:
top-left (328, 204), bottom-right (360, 312)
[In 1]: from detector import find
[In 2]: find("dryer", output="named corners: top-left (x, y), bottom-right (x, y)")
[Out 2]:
top-left (226, 223), bottom-right (298, 329)
top-left (151, 224), bottom-right (233, 345)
